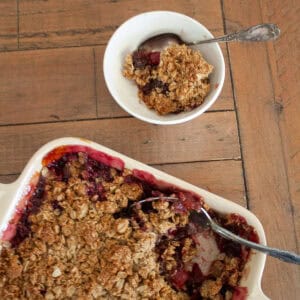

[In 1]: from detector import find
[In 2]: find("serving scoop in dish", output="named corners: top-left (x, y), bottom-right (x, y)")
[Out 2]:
top-left (133, 196), bottom-right (300, 264)
top-left (0, 137), bottom-right (269, 299)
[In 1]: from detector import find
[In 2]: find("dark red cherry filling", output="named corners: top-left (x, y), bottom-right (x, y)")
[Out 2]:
top-left (9, 151), bottom-right (117, 247)
top-left (141, 79), bottom-right (169, 95)
top-left (10, 177), bottom-right (46, 247)
top-left (51, 200), bottom-right (64, 212)
top-left (132, 50), bottom-right (160, 68)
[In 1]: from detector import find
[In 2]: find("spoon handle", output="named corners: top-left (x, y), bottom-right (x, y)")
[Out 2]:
top-left (211, 222), bottom-right (300, 264)
top-left (187, 24), bottom-right (280, 45)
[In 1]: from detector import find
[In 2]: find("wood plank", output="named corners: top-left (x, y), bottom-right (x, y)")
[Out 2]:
top-left (0, 112), bottom-right (240, 174)
top-left (0, 47), bottom-right (96, 125)
top-left (156, 160), bottom-right (246, 207)
top-left (95, 43), bottom-right (234, 118)
top-left (260, 0), bottom-right (300, 248)
top-left (95, 45), bottom-right (127, 118)
top-left (215, 44), bottom-right (235, 110)
top-left (223, 1), bottom-right (300, 299)
top-left (0, 1), bottom-right (17, 50)
top-left (0, 161), bottom-right (246, 207)
top-left (19, 0), bottom-right (224, 49)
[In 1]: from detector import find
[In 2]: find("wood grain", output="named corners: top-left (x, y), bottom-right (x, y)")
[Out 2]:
top-left (19, 0), bottom-right (224, 49)
top-left (0, 47), bottom-right (96, 125)
top-left (95, 43), bottom-right (234, 119)
top-left (0, 160), bottom-right (245, 207)
top-left (0, 1), bottom-right (297, 298)
top-left (223, 0), bottom-right (300, 298)
top-left (260, 0), bottom-right (300, 248)
top-left (95, 45), bottom-right (128, 118)
top-left (156, 160), bottom-right (246, 207)
top-left (0, 112), bottom-right (240, 174)
top-left (0, 0), bottom-right (17, 50)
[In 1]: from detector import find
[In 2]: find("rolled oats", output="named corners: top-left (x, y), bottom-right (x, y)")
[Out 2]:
top-left (115, 218), bottom-right (129, 234)
top-left (52, 266), bottom-right (62, 278)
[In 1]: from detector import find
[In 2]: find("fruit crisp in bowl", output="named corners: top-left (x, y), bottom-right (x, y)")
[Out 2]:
top-left (123, 44), bottom-right (213, 115)
top-left (0, 147), bottom-right (258, 299)
top-left (104, 11), bottom-right (225, 125)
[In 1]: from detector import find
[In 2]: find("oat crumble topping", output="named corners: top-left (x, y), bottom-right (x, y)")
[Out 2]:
top-left (123, 44), bottom-right (213, 115)
top-left (0, 150), bottom-right (257, 299)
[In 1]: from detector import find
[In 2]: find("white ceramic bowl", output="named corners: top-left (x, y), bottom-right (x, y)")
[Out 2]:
top-left (0, 137), bottom-right (268, 299)
top-left (103, 11), bottom-right (225, 125)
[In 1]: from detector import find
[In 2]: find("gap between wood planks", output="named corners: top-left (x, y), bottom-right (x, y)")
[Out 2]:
top-left (220, 0), bottom-right (249, 210)
top-left (0, 110), bottom-right (237, 128)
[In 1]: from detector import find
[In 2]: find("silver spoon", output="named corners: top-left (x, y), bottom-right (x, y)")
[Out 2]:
top-left (138, 24), bottom-right (280, 52)
top-left (133, 196), bottom-right (300, 264)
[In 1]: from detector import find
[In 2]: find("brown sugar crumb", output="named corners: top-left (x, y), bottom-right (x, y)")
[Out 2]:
top-left (200, 278), bottom-right (223, 298)
top-left (123, 44), bottom-right (213, 115)
top-left (0, 151), bottom-right (256, 299)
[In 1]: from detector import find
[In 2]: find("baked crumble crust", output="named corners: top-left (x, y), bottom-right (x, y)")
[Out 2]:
top-left (123, 44), bottom-right (213, 115)
top-left (0, 151), bottom-right (256, 299)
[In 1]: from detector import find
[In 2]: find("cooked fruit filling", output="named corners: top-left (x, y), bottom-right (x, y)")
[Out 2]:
top-left (0, 148), bottom-right (257, 299)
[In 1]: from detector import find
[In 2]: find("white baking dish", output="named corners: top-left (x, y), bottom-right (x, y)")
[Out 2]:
top-left (0, 137), bottom-right (268, 299)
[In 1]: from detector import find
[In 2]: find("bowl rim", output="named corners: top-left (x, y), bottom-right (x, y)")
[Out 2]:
top-left (103, 10), bottom-right (225, 125)
top-left (0, 137), bottom-right (268, 299)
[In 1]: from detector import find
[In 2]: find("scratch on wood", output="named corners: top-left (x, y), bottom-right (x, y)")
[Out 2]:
top-left (206, 124), bottom-right (218, 134)
top-left (49, 114), bottom-right (60, 120)
top-left (0, 34), bottom-right (18, 39)
top-left (274, 101), bottom-right (284, 114)
top-left (20, 32), bottom-right (48, 38)
top-left (291, 150), bottom-right (300, 159)
top-left (142, 139), bottom-right (152, 145)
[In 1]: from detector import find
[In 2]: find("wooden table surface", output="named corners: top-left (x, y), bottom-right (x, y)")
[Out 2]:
top-left (0, 1), bottom-right (299, 299)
